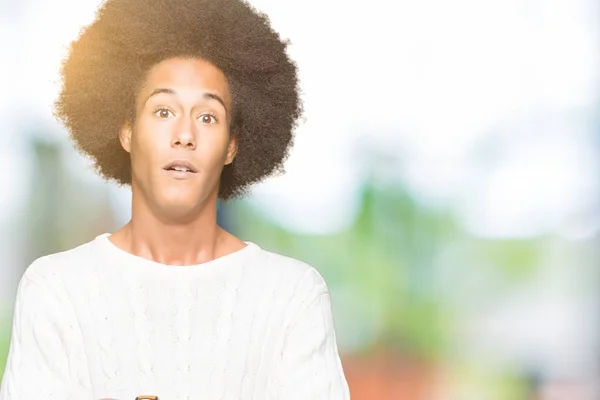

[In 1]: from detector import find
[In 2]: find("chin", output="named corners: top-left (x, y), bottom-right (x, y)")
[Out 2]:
top-left (153, 188), bottom-right (200, 212)
top-left (157, 201), bottom-right (202, 222)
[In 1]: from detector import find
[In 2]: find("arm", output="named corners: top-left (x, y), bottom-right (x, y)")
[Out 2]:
top-left (277, 284), bottom-right (351, 399)
top-left (0, 266), bottom-right (92, 399)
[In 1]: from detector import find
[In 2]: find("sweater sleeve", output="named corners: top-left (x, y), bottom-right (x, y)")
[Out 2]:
top-left (277, 287), bottom-right (351, 399)
top-left (0, 267), bottom-right (92, 400)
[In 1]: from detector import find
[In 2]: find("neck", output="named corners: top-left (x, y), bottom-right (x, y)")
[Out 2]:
top-left (121, 188), bottom-right (226, 266)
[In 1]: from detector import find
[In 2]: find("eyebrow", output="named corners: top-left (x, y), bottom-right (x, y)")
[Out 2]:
top-left (143, 88), bottom-right (228, 112)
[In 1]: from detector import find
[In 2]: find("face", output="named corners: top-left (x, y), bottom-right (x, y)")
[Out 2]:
top-left (120, 57), bottom-right (237, 219)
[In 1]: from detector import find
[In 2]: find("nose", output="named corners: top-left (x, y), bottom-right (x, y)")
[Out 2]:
top-left (172, 118), bottom-right (196, 149)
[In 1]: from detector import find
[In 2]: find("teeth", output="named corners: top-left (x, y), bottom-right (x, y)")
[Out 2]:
top-left (172, 166), bottom-right (190, 172)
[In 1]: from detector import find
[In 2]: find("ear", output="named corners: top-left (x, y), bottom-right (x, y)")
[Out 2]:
top-left (224, 135), bottom-right (238, 165)
top-left (119, 123), bottom-right (133, 153)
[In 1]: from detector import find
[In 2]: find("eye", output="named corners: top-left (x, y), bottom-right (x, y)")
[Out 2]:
top-left (199, 113), bottom-right (217, 124)
top-left (154, 107), bottom-right (174, 119)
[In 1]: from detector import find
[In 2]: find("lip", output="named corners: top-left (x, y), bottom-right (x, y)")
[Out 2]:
top-left (162, 169), bottom-right (196, 180)
top-left (162, 159), bottom-right (198, 179)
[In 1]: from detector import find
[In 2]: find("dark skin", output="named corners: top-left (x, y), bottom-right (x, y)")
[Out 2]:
top-left (108, 57), bottom-right (247, 267)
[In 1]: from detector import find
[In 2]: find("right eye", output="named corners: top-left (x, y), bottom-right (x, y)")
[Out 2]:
top-left (154, 108), bottom-right (174, 119)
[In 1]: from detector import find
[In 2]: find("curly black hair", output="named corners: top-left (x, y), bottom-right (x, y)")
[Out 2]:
top-left (54, 0), bottom-right (302, 201)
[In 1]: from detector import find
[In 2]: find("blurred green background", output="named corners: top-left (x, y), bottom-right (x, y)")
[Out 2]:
top-left (1, 0), bottom-right (599, 399)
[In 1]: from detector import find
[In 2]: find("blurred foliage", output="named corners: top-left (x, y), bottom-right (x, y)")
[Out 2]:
top-left (228, 180), bottom-right (546, 364)
top-left (0, 316), bottom-right (10, 380)
top-left (474, 239), bottom-right (546, 282)
top-left (24, 138), bottom-right (118, 267)
top-left (444, 361), bottom-right (533, 400)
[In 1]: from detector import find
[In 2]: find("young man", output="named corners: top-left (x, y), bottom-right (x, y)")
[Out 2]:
top-left (0, 0), bottom-right (351, 399)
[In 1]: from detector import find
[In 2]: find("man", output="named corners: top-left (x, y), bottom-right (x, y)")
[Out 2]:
top-left (0, 0), bottom-right (351, 398)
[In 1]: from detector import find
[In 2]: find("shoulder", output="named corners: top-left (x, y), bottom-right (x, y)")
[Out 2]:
top-left (251, 244), bottom-right (330, 303)
top-left (249, 245), bottom-right (336, 331)
top-left (23, 236), bottom-right (98, 283)
top-left (12, 241), bottom-right (94, 314)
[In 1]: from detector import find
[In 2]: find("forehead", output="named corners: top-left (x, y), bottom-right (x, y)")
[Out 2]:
top-left (140, 57), bottom-right (231, 105)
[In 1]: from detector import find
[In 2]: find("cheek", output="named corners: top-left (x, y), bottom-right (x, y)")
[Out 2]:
top-left (130, 124), bottom-right (168, 171)
top-left (134, 117), bottom-right (172, 147)
top-left (198, 129), bottom-right (231, 163)
top-left (135, 118), bottom-right (161, 144)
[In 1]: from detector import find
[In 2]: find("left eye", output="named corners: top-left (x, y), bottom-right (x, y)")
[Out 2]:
top-left (199, 114), bottom-right (217, 124)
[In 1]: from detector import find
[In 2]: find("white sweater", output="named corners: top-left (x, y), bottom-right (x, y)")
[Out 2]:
top-left (0, 234), bottom-right (350, 400)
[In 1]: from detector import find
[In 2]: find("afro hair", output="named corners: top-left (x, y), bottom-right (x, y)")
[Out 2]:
top-left (54, 0), bottom-right (302, 201)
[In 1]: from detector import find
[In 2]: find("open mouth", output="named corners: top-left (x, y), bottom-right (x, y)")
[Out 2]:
top-left (165, 166), bottom-right (193, 172)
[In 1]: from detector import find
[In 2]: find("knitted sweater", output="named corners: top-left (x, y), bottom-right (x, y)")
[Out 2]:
top-left (0, 233), bottom-right (350, 399)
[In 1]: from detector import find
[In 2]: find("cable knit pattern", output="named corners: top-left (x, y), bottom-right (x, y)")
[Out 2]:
top-left (0, 234), bottom-right (350, 400)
